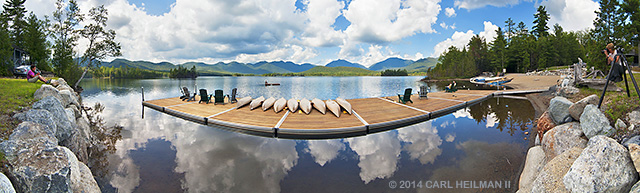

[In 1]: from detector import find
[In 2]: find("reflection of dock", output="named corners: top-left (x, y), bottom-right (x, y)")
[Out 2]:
top-left (142, 89), bottom-right (547, 139)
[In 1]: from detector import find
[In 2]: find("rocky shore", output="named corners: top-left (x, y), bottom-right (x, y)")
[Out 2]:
top-left (518, 88), bottom-right (640, 192)
top-left (0, 79), bottom-right (99, 192)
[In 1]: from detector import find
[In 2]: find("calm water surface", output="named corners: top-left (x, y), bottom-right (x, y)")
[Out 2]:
top-left (80, 76), bottom-right (533, 193)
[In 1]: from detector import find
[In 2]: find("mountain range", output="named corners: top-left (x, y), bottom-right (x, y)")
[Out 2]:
top-left (102, 57), bottom-right (438, 75)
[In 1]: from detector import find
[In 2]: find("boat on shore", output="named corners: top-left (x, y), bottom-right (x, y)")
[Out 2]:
top-left (470, 76), bottom-right (513, 86)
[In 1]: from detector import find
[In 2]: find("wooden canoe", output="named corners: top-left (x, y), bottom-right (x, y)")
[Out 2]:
top-left (262, 97), bottom-right (276, 111)
top-left (335, 97), bottom-right (352, 114)
top-left (287, 98), bottom-right (298, 113)
top-left (250, 96), bottom-right (265, 110)
top-left (236, 96), bottom-right (252, 108)
top-left (274, 98), bottom-right (287, 113)
top-left (311, 98), bottom-right (326, 114)
top-left (326, 99), bottom-right (340, 117)
top-left (299, 98), bottom-right (311, 114)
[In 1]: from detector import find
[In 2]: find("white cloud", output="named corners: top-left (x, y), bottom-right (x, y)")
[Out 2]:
top-left (431, 21), bottom-right (498, 57)
top-left (346, 132), bottom-right (401, 184)
top-left (455, 0), bottom-right (529, 10)
top-left (445, 7), bottom-right (456, 17)
top-left (343, 0), bottom-right (440, 43)
top-left (299, 0), bottom-right (346, 47)
top-left (398, 121), bottom-right (443, 165)
top-left (540, 0), bottom-right (598, 31)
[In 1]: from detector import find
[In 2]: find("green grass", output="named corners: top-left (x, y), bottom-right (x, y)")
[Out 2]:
top-left (0, 78), bottom-right (44, 132)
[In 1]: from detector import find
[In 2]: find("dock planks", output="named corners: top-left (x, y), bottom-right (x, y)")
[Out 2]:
top-left (142, 89), bottom-right (542, 139)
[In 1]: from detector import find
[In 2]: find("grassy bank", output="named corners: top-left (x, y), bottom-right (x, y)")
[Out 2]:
top-left (0, 78), bottom-right (44, 139)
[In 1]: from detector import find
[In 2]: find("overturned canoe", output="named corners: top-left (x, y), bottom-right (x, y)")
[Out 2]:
top-left (311, 98), bottom-right (326, 114)
top-left (262, 97), bottom-right (276, 111)
top-left (287, 98), bottom-right (298, 113)
top-left (236, 96), bottom-right (252, 108)
top-left (274, 98), bottom-right (287, 113)
top-left (250, 96), bottom-right (265, 110)
top-left (299, 98), bottom-right (311, 114)
top-left (335, 97), bottom-right (352, 114)
top-left (326, 99), bottom-right (340, 118)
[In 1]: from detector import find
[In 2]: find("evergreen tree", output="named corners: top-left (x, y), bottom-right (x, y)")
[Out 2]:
top-left (468, 35), bottom-right (489, 73)
top-left (24, 13), bottom-right (51, 71)
top-left (2, 0), bottom-right (27, 48)
top-left (621, 0), bottom-right (640, 48)
top-left (532, 6), bottom-right (550, 38)
top-left (516, 21), bottom-right (528, 35)
top-left (0, 15), bottom-right (13, 76)
top-left (490, 27), bottom-right (507, 73)
top-left (51, 0), bottom-right (83, 85)
top-left (505, 18), bottom-right (515, 43)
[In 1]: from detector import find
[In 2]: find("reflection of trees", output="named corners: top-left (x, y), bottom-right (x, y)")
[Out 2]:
top-left (468, 98), bottom-right (535, 136)
top-left (84, 102), bottom-right (123, 177)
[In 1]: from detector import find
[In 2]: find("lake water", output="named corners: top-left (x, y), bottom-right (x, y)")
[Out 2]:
top-left (79, 76), bottom-right (534, 193)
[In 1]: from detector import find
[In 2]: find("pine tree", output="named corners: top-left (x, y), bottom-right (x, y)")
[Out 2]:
top-left (532, 6), bottom-right (550, 38)
top-left (621, 0), bottom-right (640, 48)
top-left (2, 0), bottom-right (27, 48)
top-left (505, 18), bottom-right (515, 43)
top-left (51, 0), bottom-right (83, 85)
top-left (0, 15), bottom-right (13, 75)
top-left (490, 27), bottom-right (507, 73)
top-left (24, 13), bottom-right (51, 71)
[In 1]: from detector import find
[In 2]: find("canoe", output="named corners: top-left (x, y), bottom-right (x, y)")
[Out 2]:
top-left (262, 97), bottom-right (276, 111)
top-left (250, 96), bottom-right (265, 110)
top-left (335, 97), bottom-right (352, 114)
top-left (287, 98), bottom-right (298, 113)
top-left (236, 96), bottom-right (252, 108)
top-left (326, 99), bottom-right (340, 118)
top-left (274, 98), bottom-right (287, 113)
top-left (311, 98), bottom-right (326, 114)
top-left (299, 98), bottom-right (311, 114)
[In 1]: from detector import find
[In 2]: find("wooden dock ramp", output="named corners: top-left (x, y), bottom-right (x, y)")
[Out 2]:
top-left (143, 89), bottom-right (543, 139)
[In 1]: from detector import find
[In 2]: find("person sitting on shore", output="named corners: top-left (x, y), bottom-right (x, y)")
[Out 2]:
top-left (446, 81), bottom-right (456, 90)
top-left (27, 65), bottom-right (50, 84)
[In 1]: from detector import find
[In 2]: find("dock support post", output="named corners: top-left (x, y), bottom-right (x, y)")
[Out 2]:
top-left (141, 87), bottom-right (145, 101)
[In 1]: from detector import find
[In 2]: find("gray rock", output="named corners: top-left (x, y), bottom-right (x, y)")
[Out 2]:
top-left (62, 147), bottom-right (100, 193)
top-left (68, 105), bottom-right (81, 119)
top-left (62, 117), bottom-right (91, 163)
top-left (563, 135), bottom-right (639, 193)
top-left (629, 143), bottom-right (640, 173)
top-left (530, 147), bottom-right (582, 193)
top-left (617, 119), bottom-right (628, 131)
top-left (559, 86), bottom-right (579, 97)
top-left (568, 94), bottom-right (598, 121)
top-left (519, 146), bottom-right (546, 191)
top-left (548, 97), bottom-right (574, 124)
top-left (580, 104), bottom-right (615, 139)
top-left (631, 124), bottom-right (637, 131)
top-left (64, 108), bottom-right (76, 126)
top-left (629, 110), bottom-right (640, 126)
top-left (12, 109), bottom-right (57, 137)
top-left (0, 172), bottom-right (16, 193)
top-left (32, 96), bottom-right (74, 143)
top-left (33, 84), bottom-right (63, 103)
top-left (632, 180), bottom-right (640, 193)
top-left (56, 84), bottom-right (74, 93)
top-left (58, 90), bottom-right (80, 108)
top-left (0, 122), bottom-right (72, 193)
top-left (542, 122), bottom-right (588, 160)
top-left (624, 136), bottom-right (640, 148)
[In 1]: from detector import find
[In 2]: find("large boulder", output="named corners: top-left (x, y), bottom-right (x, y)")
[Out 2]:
top-left (56, 84), bottom-right (74, 93)
top-left (537, 111), bottom-right (556, 142)
top-left (0, 122), bottom-right (72, 192)
top-left (12, 109), bottom-right (57, 137)
top-left (624, 135), bottom-right (640, 148)
top-left (58, 90), bottom-right (80, 108)
top-left (548, 97), bottom-right (574, 124)
top-left (563, 135), bottom-right (639, 193)
top-left (61, 117), bottom-right (91, 163)
top-left (632, 181), bottom-right (640, 193)
top-left (629, 143), bottom-right (640, 173)
top-left (616, 119), bottom-right (628, 131)
top-left (541, 122), bottom-right (588, 160)
top-left (0, 173), bottom-right (16, 193)
top-left (518, 146), bottom-right (546, 192)
top-left (568, 94), bottom-right (598, 121)
top-left (33, 84), bottom-right (63, 103)
top-left (31, 96), bottom-right (74, 143)
top-left (62, 147), bottom-right (100, 192)
top-left (530, 147), bottom-right (583, 193)
top-left (580, 104), bottom-right (615, 139)
top-left (0, 122), bottom-right (100, 193)
top-left (629, 109), bottom-right (640, 126)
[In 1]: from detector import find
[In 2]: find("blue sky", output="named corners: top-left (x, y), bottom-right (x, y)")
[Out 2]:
top-left (24, 0), bottom-right (599, 67)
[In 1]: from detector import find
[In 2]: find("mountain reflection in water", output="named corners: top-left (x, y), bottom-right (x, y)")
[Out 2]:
top-left (79, 77), bottom-right (533, 193)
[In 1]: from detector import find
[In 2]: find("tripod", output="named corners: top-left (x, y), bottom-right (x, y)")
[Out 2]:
top-left (598, 49), bottom-right (640, 108)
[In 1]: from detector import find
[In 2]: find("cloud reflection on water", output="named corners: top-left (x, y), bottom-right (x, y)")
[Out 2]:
top-left (305, 140), bottom-right (345, 166)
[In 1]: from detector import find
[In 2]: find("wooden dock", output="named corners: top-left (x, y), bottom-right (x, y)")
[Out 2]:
top-left (142, 88), bottom-right (547, 139)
